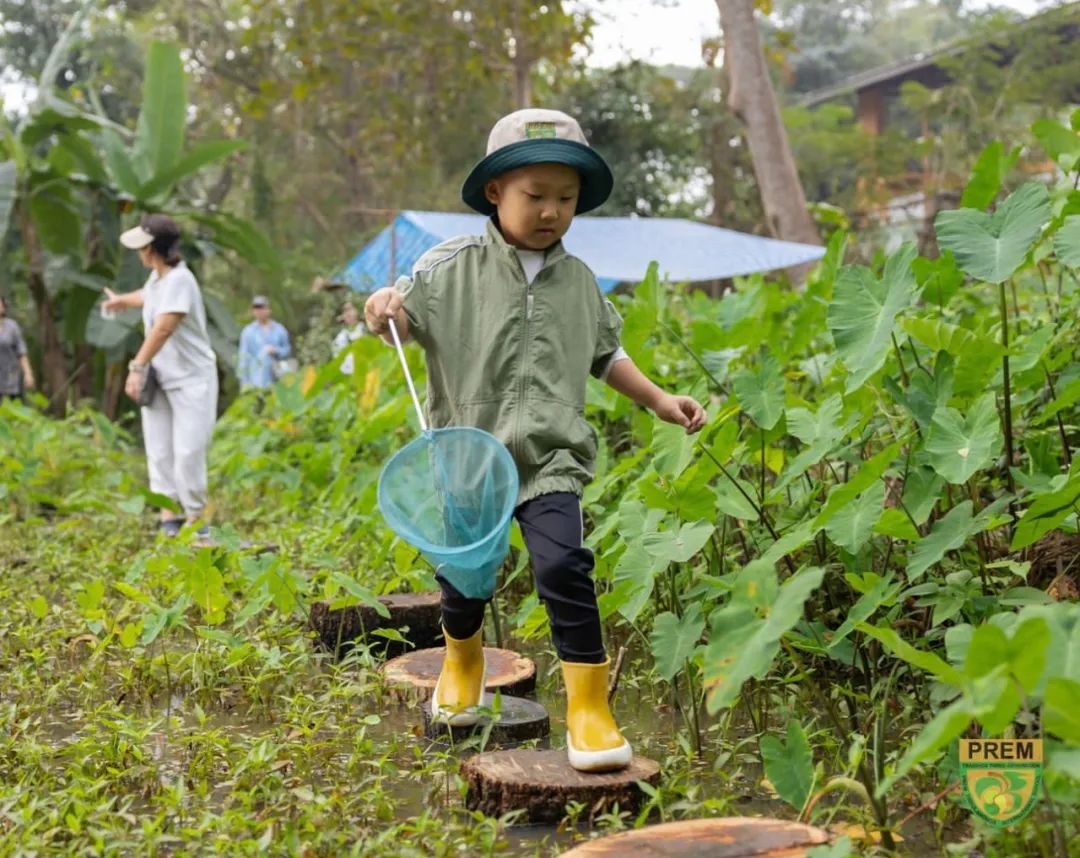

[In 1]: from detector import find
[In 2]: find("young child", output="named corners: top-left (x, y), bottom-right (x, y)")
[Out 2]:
top-left (365, 109), bottom-right (706, 772)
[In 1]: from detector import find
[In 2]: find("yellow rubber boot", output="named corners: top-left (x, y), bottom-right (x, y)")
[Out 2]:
top-left (561, 658), bottom-right (632, 772)
top-left (431, 628), bottom-right (486, 726)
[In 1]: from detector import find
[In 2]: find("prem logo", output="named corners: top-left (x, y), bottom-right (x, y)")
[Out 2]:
top-left (959, 739), bottom-right (1042, 827)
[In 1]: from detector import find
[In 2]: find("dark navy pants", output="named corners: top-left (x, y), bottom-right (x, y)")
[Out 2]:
top-left (437, 491), bottom-right (605, 663)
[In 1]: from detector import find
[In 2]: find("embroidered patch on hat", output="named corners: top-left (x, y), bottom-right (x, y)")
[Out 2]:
top-left (525, 121), bottom-right (557, 139)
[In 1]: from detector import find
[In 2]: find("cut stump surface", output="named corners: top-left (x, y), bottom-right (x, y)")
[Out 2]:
top-left (462, 749), bottom-right (659, 824)
top-left (383, 647), bottom-right (536, 699)
top-left (309, 592), bottom-right (443, 658)
top-left (558, 817), bottom-right (831, 857)
top-left (423, 693), bottom-right (550, 745)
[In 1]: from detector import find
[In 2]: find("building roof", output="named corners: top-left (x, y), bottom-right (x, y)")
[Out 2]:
top-left (798, 1), bottom-right (1078, 108)
top-left (799, 44), bottom-right (960, 107)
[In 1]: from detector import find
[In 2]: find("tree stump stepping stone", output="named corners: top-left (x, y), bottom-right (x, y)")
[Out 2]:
top-left (462, 749), bottom-right (660, 824)
top-left (558, 817), bottom-right (830, 856)
top-left (422, 693), bottom-right (550, 746)
top-left (309, 592), bottom-right (443, 658)
top-left (382, 647), bottom-right (536, 699)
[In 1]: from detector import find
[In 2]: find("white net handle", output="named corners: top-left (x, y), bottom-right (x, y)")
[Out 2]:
top-left (388, 317), bottom-right (428, 432)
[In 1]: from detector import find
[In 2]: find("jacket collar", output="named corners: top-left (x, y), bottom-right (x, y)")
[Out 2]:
top-left (484, 217), bottom-right (567, 268)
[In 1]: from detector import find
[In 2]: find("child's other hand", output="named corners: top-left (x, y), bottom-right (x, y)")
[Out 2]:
top-left (364, 288), bottom-right (403, 335)
top-left (654, 394), bottom-right (706, 434)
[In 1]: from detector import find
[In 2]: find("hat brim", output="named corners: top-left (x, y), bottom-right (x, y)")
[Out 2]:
top-left (461, 139), bottom-right (613, 216)
top-left (120, 226), bottom-right (154, 249)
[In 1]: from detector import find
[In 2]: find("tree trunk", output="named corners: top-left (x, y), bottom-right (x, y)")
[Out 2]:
top-left (19, 213), bottom-right (69, 414)
top-left (714, 0), bottom-right (820, 253)
top-left (510, 0), bottom-right (532, 108)
top-left (74, 344), bottom-right (95, 402)
top-left (512, 56), bottom-right (532, 109)
top-left (103, 362), bottom-right (125, 420)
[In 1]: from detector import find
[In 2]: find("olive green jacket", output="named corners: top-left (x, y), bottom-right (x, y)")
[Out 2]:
top-left (397, 219), bottom-right (623, 505)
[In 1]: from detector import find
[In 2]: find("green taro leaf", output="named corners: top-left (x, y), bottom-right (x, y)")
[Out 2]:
top-left (901, 317), bottom-right (986, 357)
top-left (925, 394), bottom-right (1002, 485)
top-left (716, 475), bottom-right (760, 521)
top-left (828, 242), bottom-right (919, 392)
top-left (1006, 618), bottom-right (1052, 695)
top-left (830, 573), bottom-right (901, 646)
top-left (907, 498), bottom-right (1008, 579)
top-left (760, 720), bottom-right (814, 812)
top-left (813, 440), bottom-right (903, 528)
top-left (1032, 118), bottom-right (1080, 165)
top-left (1053, 214), bottom-right (1080, 269)
top-left (1010, 474), bottom-right (1080, 550)
top-left (652, 418), bottom-right (696, 479)
top-left (652, 603), bottom-right (705, 681)
top-left (759, 522), bottom-right (819, 571)
top-left (1044, 678), bottom-right (1080, 743)
top-left (824, 481), bottom-right (884, 554)
top-left (706, 566), bottom-right (824, 712)
top-left (961, 141), bottom-right (1020, 210)
top-left (643, 520), bottom-right (715, 564)
top-left (786, 394), bottom-right (843, 447)
top-left (612, 544), bottom-right (667, 623)
top-left (811, 228), bottom-right (847, 289)
top-left (934, 182), bottom-right (1051, 284)
top-left (1048, 749), bottom-right (1080, 781)
top-left (912, 252), bottom-right (964, 309)
top-left (885, 353), bottom-right (954, 433)
top-left (669, 463), bottom-right (721, 521)
top-left (1036, 375), bottom-right (1080, 425)
top-left (857, 622), bottom-right (966, 685)
top-left (874, 508), bottom-right (920, 541)
top-left (901, 466), bottom-right (944, 526)
top-left (733, 354), bottom-right (785, 430)
top-left (776, 395), bottom-right (858, 492)
top-left (1009, 326), bottom-right (1054, 374)
top-left (186, 552), bottom-right (228, 625)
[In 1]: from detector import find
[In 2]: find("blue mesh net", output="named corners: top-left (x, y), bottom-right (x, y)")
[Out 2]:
top-left (377, 427), bottom-right (519, 599)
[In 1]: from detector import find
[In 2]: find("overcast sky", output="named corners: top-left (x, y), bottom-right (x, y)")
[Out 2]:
top-left (580, 0), bottom-right (1050, 67)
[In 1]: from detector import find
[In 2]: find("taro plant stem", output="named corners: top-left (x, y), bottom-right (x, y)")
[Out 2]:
top-left (783, 641), bottom-right (894, 848)
top-left (759, 430), bottom-right (766, 506)
top-left (488, 598), bottom-right (504, 649)
top-left (999, 280), bottom-right (1016, 496)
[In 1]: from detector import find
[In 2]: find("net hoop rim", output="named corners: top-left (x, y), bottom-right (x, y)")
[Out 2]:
top-left (377, 426), bottom-right (519, 559)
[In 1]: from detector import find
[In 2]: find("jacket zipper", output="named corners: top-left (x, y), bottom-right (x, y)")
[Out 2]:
top-left (511, 253), bottom-right (532, 464)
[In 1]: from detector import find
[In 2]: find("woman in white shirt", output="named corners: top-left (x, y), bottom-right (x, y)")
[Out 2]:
top-left (331, 300), bottom-right (366, 375)
top-left (102, 215), bottom-right (218, 538)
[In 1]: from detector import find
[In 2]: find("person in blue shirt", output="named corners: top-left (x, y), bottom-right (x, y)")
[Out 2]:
top-left (237, 295), bottom-right (292, 389)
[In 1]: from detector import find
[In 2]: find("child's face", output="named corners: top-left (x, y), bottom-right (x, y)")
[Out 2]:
top-left (484, 163), bottom-right (581, 251)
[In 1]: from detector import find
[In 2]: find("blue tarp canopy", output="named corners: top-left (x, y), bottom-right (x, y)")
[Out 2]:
top-left (337, 210), bottom-right (825, 294)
